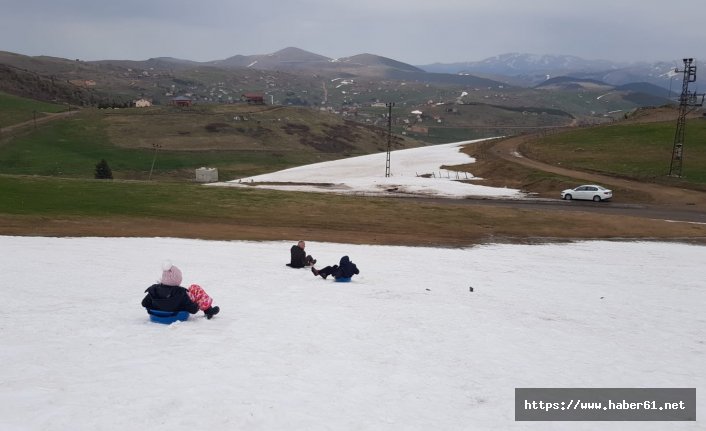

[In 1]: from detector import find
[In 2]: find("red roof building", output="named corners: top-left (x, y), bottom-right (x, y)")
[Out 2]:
top-left (172, 96), bottom-right (192, 107)
top-left (242, 93), bottom-right (265, 104)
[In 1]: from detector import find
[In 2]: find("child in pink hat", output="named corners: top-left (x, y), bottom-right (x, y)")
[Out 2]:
top-left (142, 261), bottom-right (220, 319)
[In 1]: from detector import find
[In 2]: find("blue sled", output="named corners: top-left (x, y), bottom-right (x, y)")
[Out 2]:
top-left (334, 277), bottom-right (352, 283)
top-left (147, 308), bottom-right (190, 324)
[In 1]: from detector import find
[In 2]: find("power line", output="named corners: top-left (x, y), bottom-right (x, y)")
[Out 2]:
top-left (669, 58), bottom-right (705, 177)
top-left (385, 102), bottom-right (395, 178)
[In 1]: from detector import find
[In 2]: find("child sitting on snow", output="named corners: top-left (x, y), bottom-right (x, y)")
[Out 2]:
top-left (311, 255), bottom-right (360, 280)
top-left (142, 262), bottom-right (220, 319)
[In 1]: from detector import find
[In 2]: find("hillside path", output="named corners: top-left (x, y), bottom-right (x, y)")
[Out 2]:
top-left (487, 134), bottom-right (706, 209)
top-left (0, 110), bottom-right (79, 135)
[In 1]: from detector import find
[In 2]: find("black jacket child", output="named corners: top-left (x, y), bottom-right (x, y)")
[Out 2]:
top-left (335, 256), bottom-right (359, 278)
top-left (313, 255), bottom-right (360, 280)
top-left (142, 283), bottom-right (199, 314)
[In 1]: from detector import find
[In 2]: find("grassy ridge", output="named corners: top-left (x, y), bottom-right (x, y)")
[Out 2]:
top-left (2, 101), bottom-right (706, 245)
top-left (0, 115), bottom-right (123, 177)
top-left (0, 174), bottom-right (413, 229)
top-left (0, 106), bottom-right (411, 181)
top-left (3, 175), bottom-right (705, 245)
top-left (0, 175), bottom-right (509, 235)
top-left (0, 91), bottom-right (66, 126)
top-left (525, 120), bottom-right (706, 183)
top-left (0, 114), bottom-right (317, 180)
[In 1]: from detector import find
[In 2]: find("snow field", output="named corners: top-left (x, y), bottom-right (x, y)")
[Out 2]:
top-left (213, 140), bottom-right (525, 199)
top-left (0, 236), bottom-right (704, 430)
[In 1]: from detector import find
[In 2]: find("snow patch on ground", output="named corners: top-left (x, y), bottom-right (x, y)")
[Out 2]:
top-left (211, 140), bottom-right (525, 199)
top-left (1, 236), bottom-right (703, 430)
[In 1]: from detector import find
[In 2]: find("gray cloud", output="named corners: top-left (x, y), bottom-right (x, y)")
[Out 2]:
top-left (1, 0), bottom-right (704, 64)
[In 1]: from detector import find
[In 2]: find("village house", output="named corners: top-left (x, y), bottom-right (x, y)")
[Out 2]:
top-left (172, 96), bottom-right (192, 107)
top-left (134, 98), bottom-right (152, 108)
top-left (241, 93), bottom-right (265, 104)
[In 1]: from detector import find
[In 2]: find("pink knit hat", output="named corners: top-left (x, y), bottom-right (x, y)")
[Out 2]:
top-left (161, 262), bottom-right (183, 286)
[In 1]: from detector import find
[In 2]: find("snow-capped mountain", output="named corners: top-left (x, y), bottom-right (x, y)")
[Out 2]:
top-left (419, 53), bottom-right (706, 90)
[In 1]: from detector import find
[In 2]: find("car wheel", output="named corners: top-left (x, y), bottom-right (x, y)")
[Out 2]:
top-left (593, 195), bottom-right (601, 202)
top-left (564, 194), bottom-right (572, 200)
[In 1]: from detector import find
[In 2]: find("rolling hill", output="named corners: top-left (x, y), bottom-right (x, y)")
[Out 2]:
top-left (418, 52), bottom-right (706, 91)
top-left (0, 48), bottom-right (680, 125)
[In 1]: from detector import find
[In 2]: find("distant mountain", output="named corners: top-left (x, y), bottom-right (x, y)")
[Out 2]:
top-left (209, 47), bottom-right (332, 70)
top-left (573, 61), bottom-right (696, 92)
top-left (532, 76), bottom-right (671, 108)
top-left (422, 53), bottom-right (619, 76)
top-left (332, 53), bottom-right (424, 73)
top-left (536, 77), bottom-right (670, 100)
top-left (0, 50), bottom-right (89, 75)
top-left (418, 53), bottom-right (706, 91)
top-left (88, 57), bottom-right (202, 74)
top-left (0, 63), bottom-right (94, 105)
top-left (209, 48), bottom-right (428, 78)
top-left (200, 48), bottom-right (507, 87)
top-left (534, 76), bottom-right (613, 90)
top-left (0, 48), bottom-right (677, 120)
top-left (614, 82), bottom-right (672, 99)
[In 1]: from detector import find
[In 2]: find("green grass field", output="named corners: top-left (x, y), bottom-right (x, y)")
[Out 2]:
top-left (2, 101), bottom-right (706, 244)
top-left (0, 175), bottom-right (280, 218)
top-left (0, 114), bottom-right (329, 180)
top-left (3, 173), bottom-right (705, 246)
top-left (0, 92), bottom-right (67, 127)
top-left (525, 119), bottom-right (706, 183)
top-left (1, 98), bottom-right (705, 223)
top-left (0, 105), bottom-right (410, 181)
top-left (0, 174), bottom-right (505, 236)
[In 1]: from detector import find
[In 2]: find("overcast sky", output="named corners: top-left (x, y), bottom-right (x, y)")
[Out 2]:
top-left (1, 0), bottom-right (704, 65)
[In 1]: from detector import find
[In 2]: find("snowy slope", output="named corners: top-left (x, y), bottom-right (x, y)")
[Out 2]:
top-left (212, 140), bottom-right (525, 199)
top-left (0, 236), bottom-right (703, 430)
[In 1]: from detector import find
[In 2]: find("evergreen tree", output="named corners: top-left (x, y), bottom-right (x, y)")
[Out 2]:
top-left (94, 159), bottom-right (113, 179)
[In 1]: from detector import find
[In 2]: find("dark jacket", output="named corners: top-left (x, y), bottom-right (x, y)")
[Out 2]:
top-left (289, 244), bottom-right (307, 268)
top-left (142, 283), bottom-right (199, 314)
top-left (334, 256), bottom-right (359, 279)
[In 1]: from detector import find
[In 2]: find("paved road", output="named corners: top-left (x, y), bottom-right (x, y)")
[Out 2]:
top-left (412, 196), bottom-right (706, 224)
top-left (489, 134), bottom-right (706, 208)
top-left (413, 134), bottom-right (706, 224)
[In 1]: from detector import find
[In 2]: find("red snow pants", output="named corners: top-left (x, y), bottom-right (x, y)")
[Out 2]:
top-left (187, 284), bottom-right (213, 311)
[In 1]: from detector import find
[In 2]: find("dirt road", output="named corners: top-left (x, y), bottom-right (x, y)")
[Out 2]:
top-left (487, 134), bottom-right (706, 209)
top-left (0, 110), bottom-right (79, 135)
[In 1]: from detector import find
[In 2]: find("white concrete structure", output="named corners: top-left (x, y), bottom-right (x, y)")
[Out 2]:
top-left (195, 167), bottom-right (218, 183)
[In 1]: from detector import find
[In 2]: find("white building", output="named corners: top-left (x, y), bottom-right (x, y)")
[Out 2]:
top-left (134, 98), bottom-right (152, 108)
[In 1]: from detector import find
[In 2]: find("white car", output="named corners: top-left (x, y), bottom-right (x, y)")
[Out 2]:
top-left (561, 185), bottom-right (613, 202)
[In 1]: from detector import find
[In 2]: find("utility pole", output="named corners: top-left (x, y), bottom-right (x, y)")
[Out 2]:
top-left (669, 58), bottom-right (705, 177)
top-left (385, 102), bottom-right (395, 177)
top-left (149, 144), bottom-right (162, 180)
